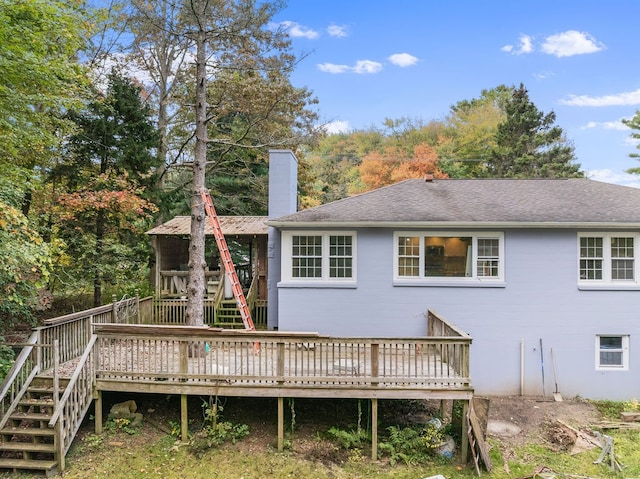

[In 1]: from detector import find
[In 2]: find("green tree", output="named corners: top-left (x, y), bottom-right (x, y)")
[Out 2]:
top-left (0, 0), bottom-right (89, 190)
top-left (488, 84), bottom-right (582, 178)
top-left (622, 110), bottom-right (640, 174)
top-left (0, 198), bottom-right (51, 329)
top-left (438, 85), bottom-right (512, 177)
top-left (52, 71), bottom-right (160, 306)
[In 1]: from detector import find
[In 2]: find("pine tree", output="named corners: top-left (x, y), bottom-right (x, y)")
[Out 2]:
top-left (622, 110), bottom-right (640, 174)
top-left (488, 84), bottom-right (582, 178)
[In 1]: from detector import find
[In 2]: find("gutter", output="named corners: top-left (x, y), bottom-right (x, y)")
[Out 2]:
top-left (266, 220), bottom-right (640, 230)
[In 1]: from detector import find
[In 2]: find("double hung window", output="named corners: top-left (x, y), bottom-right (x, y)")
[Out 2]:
top-left (579, 233), bottom-right (638, 286)
top-left (284, 232), bottom-right (356, 283)
top-left (596, 335), bottom-right (629, 370)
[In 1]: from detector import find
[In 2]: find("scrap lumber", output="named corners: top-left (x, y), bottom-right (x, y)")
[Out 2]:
top-left (620, 411), bottom-right (640, 422)
top-left (467, 400), bottom-right (492, 475)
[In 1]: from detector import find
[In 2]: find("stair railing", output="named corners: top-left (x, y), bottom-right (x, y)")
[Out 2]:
top-left (48, 334), bottom-right (97, 471)
top-left (0, 331), bottom-right (42, 431)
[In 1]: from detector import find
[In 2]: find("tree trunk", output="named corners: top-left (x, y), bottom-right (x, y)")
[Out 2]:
top-left (186, 15), bottom-right (208, 327)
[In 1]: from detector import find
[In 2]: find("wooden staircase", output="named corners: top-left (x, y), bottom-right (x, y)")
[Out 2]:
top-left (0, 376), bottom-right (68, 477)
top-left (214, 299), bottom-right (247, 328)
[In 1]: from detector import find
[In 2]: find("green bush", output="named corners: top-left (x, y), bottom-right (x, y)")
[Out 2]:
top-left (378, 423), bottom-right (445, 465)
top-left (0, 338), bottom-right (15, 382)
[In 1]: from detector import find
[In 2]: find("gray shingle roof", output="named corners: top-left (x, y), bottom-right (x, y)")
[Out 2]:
top-left (146, 216), bottom-right (268, 236)
top-left (269, 178), bottom-right (640, 226)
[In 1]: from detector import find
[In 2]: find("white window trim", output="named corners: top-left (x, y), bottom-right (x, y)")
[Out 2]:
top-left (595, 334), bottom-right (629, 371)
top-left (578, 233), bottom-right (640, 290)
top-left (280, 231), bottom-right (357, 286)
top-left (393, 231), bottom-right (505, 287)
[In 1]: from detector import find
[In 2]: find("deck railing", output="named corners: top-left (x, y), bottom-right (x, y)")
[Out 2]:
top-left (0, 332), bottom-right (41, 431)
top-left (48, 336), bottom-right (97, 468)
top-left (93, 324), bottom-right (472, 393)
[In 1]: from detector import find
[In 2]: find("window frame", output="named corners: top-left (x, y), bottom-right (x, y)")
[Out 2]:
top-left (595, 335), bottom-right (629, 371)
top-left (578, 233), bottom-right (640, 289)
top-left (393, 231), bottom-right (505, 286)
top-left (281, 231), bottom-right (357, 285)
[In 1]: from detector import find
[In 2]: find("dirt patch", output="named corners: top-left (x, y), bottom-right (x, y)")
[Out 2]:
top-left (484, 395), bottom-right (602, 448)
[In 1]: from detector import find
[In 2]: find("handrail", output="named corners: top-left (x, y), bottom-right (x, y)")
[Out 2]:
top-left (214, 273), bottom-right (226, 311)
top-left (427, 309), bottom-right (472, 338)
top-left (246, 273), bottom-right (258, 312)
top-left (0, 331), bottom-right (41, 431)
top-left (48, 335), bottom-right (97, 427)
top-left (0, 331), bottom-right (39, 401)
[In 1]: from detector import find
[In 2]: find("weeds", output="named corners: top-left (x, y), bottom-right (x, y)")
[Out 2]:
top-left (378, 422), bottom-right (445, 465)
top-left (105, 417), bottom-right (139, 435)
top-left (188, 397), bottom-right (249, 457)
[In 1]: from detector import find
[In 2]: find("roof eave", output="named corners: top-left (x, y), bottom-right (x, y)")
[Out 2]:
top-left (266, 220), bottom-right (640, 229)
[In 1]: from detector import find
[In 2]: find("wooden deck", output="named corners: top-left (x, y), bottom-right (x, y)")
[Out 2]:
top-left (93, 324), bottom-right (473, 400)
top-left (0, 297), bottom-right (474, 473)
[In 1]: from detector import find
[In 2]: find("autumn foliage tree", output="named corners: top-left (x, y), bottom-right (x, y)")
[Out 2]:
top-left (51, 71), bottom-right (159, 305)
top-left (356, 143), bottom-right (447, 192)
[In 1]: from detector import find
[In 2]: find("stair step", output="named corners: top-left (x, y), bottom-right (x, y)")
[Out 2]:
top-left (0, 458), bottom-right (57, 474)
top-left (1, 427), bottom-right (55, 437)
top-left (10, 412), bottom-right (52, 422)
top-left (17, 399), bottom-right (54, 410)
top-left (0, 442), bottom-right (55, 453)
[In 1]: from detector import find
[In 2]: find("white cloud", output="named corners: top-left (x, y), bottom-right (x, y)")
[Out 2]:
top-left (388, 53), bottom-right (419, 67)
top-left (586, 169), bottom-right (640, 188)
top-left (541, 30), bottom-right (604, 57)
top-left (317, 63), bottom-right (351, 74)
top-left (580, 119), bottom-right (631, 131)
top-left (277, 21), bottom-right (319, 39)
top-left (323, 120), bottom-right (351, 134)
top-left (533, 70), bottom-right (554, 80)
top-left (353, 60), bottom-right (383, 74)
top-left (317, 59), bottom-right (383, 74)
top-left (626, 136), bottom-right (640, 146)
top-left (502, 34), bottom-right (534, 55)
top-left (327, 24), bottom-right (348, 38)
top-left (560, 89), bottom-right (640, 107)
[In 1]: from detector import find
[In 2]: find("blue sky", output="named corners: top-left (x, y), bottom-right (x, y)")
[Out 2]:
top-left (271, 0), bottom-right (640, 187)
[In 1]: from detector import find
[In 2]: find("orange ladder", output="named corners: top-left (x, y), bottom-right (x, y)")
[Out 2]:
top-left (200, 190), bottom-right (255, 331)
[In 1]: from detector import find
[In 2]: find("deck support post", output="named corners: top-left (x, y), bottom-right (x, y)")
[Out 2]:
top-left (94, 390), bottom-right (103, 434)
top-left (371, 398), bottom-right (378, 461)
top-left (181, 394), bottom-right (188, 442)
top-left (460, 399), bottom-right (469, 462)
top-left (277, 397), bottom-right (284, 452)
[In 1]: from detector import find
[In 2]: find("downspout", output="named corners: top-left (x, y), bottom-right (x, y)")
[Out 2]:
top-left (520, 339), bottom-right (525, 396)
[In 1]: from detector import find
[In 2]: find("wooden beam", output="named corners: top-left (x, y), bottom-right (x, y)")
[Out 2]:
top-left (460, 399), bottom-right (469, 463)
top-left (277, 397), bottom-right (284, 452)
top-left (94, 390), bottom-right (103, 435)
top-left (371, 398), bottom-right (378, 461)
top-left (181, 394), bottom-right (188, 442)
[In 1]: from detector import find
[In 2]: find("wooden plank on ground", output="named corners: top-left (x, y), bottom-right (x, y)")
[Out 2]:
top-left (469, 402), bottom-right (492, 473)
top-left (620, 411), bottom-right (640, 422)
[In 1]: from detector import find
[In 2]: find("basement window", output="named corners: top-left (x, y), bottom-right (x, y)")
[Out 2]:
top-left (596, 335), bottom-right (629, 370)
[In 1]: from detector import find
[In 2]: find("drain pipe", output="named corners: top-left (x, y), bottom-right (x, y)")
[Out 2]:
top-left (520, 339), bottom-right (525, 396)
